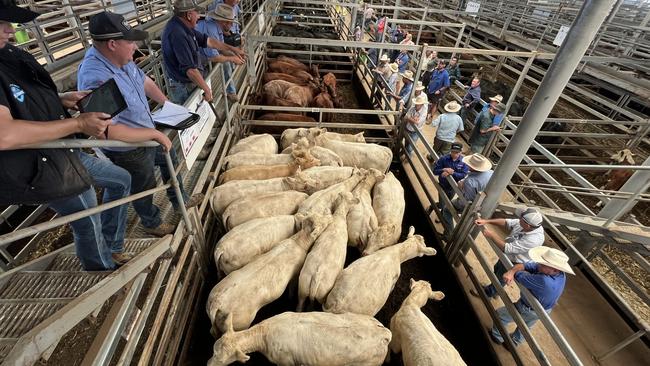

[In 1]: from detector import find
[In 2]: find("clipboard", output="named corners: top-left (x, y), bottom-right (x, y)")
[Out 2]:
top-left (77, 78), bottom-right (127, 117)
top-left (151, 101), bottom-right (201, 130)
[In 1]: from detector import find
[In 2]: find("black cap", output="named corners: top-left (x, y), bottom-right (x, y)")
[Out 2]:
top-left (89, 12), bottom-right (148, 41)
top-left (450, 142), bottom-right (463, 151)
top-left (0, 0), bottom-right (40, 23)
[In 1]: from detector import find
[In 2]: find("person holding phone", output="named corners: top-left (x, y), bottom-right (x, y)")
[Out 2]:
top-left (0, 1), bottom-right (132, 271)
top-left (79, 11), bottom-right (205, 237)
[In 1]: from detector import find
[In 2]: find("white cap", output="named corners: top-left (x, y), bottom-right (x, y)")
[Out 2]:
top-left (515, 207), bottom-right (543, 227)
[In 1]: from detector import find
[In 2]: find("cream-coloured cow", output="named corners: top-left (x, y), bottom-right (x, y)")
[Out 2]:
top-left (287, 166), bottom-right (354, 194)
top-left (296, 169), bottom-right (365, 220)
top-left (222, 191), bottom-right (308, 230)
top-left (347, 168), bottom-right (384, 249)
top-left (324, 227), bottom-right (436, 316)
top-left (218, 156), bottom-right (320, 184)
top-left (211, 177), bottom-right (301, 214)
top-left (208, 312), bottom-right (391, 366)
top-left (317, 137), bottom-right (393, 172)
top-left (365, 172), bottom-right (405, 255)
top-left (207, 214), bottom-right (331, 333)
top-left (214, 215), bottom-right (296, 274)
top-left (390, 279), bottom-right (466, 366)
top-left (297, 192), bottom-right (358, 310)
top-left (224, 152), bottom-right (294, 170)
top-left (228, 133), bottom-right (278, 155)
top-left (280, 127), bottom-right (366, 150)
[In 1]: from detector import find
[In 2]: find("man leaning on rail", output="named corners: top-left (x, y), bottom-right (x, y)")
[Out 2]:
top-left (487, 246), bottom-right (574, 347)
top-left (472, 207), bottom-right (546, 299)
top-left (0, 1), bottom-right (133, 271)
top-left (161, 0), bottom-right (246, 105)
top-left (78, 11), bottom-right (205, 237)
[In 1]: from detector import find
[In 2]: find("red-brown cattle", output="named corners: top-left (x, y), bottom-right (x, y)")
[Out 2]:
top-left (277, 55), bottom-right (310, 72)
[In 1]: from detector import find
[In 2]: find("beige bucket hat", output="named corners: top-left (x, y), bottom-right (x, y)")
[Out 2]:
top-left (462, 154), bottom-right (492, 171)
top-left (444, 101), bottom-right (461, 113)
top-left (529, 247), bottom-right (575, 275)
top-left (400, 70), bottom-right (414, 81)
top-left (414, 81), bottom-right (425, 91)
top-left (489, 94), bottom-right (503, 103)
top-left (388, 63), bottom-right (399, 73)
top-left (379, 54), bottom-right (389, 62)
top-left (413, 94), bottom-right (428, 105)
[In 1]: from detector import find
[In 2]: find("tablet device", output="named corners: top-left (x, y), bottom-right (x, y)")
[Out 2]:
top-left (77, 78), bottom-right (127, 117)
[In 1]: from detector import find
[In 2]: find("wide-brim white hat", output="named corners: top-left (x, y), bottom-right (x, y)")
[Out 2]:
top-left (462, 154), bottom-right (492, 171)
top-left (414, 81), bottom-right (425, 91)
top-left (444, 101), bottom-right (461, 113)
top-left (379, 54), bottom-right (389, 62)
top-left (489, 94), bottom-right (503, 103)
top-left (388, 63), bottom-right (399, 73)
top-left (412, 95), bottom-right (428, 105)
top-left (400, 70), bottom-right (414, 81)
top-left (529, 247), bottom-right (575, 275)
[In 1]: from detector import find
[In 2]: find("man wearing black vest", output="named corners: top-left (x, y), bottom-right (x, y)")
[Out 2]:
top-left (0, 1), bottom-right (132, 270)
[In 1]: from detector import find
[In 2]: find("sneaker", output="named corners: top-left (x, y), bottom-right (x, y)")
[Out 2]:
top-left (487, 327), bottom-right (504, 345)
top-left (226, 93), bottom-right (239, 103)
top-left (184, 193), bottom-right (205, 209)
top-left (143, 222), bottom-right (175, 236)
top-left (112, 252), bottom-right (134, 266)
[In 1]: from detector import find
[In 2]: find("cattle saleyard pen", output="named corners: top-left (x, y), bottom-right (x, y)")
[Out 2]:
top-left (0, 0), bottom-right (649, 365)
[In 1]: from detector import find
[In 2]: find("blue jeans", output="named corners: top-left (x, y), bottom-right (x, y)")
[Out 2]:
top-left (78, 153), bottom-right (131, 254)
top-left (405, 129), bottom-right (420, 155)
top-left (484, 260), bottom-right (510, 298)
top-left (491, 300), bottom-right (551, 346)
top-left (166, 77), bottom-right (195, 105)
top-left (222, 62), bottom-right (236, 94)
top-left (104, 147), bottom-right (188, 229)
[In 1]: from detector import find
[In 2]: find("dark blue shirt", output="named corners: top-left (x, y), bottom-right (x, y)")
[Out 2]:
top-left (427, 68), bottom-right (450, 94)
top-left (516, 262), bottom-right (566, 310)
top-left (162, 16), bottom-right (209, 83)
top-left (433, 153), bottom-right (469, 195)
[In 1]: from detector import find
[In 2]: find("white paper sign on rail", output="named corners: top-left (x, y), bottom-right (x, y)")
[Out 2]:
top-left (465, 1), bottom-right (480, 17)
top-left (553, 25), bottom-right (570, 46)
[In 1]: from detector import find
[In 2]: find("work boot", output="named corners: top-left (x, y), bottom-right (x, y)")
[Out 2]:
top-left (227, 93), bottom-right (239, 103)
top-left (184, 193), bottom-right (205, 209)
top-left (112, 252), bottom-right (134, 267)
top-left (143, 222), bottom-right (175, 236)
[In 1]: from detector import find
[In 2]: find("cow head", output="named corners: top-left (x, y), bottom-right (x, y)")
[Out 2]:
top-left (399, 226), bottom-right (436, 261)
top-left (406, 278), bottom-right (445, 307)
top-left (363, 224), bottom-right (398, 256)
top-left (208, 314), bottom-right (250, 366)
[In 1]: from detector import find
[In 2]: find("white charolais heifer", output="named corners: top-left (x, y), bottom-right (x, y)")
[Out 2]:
top-left (347, 168), bottom-right (384, 249)
top-left (211, 177), bottom-right (301, 214)
top-left (224, 152), bottom-right (294, 169)
top-left (365, 172), bottom-right (405, 255)
top-left (324, 227), bottom-right (436, 316)
top-left (280, 127), bottom-right (365, 150)
top-left (218, 155), bottom-right (320, 184)
top-left (208, 312), bottom-right (391, 366)
top-left (298, 192), bottom-right (358, 310)
top-left (228, 133), bottom-right (278, 155)
top-left (207, 214), bottom-right (331, 333)
top-left (288, 166), bottom-right (354, 194)
top-left (222, 191), bottom-right (308, 230)
top-left (214, 215), bottom-right (296, 274)
top-left (390, 279), bottom-right (466, 366)
top-left (296, 169), bottom-right (364, 219)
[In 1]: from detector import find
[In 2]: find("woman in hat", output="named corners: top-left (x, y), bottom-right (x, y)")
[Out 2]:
top-left (392, 70), bottom-right (414, 109)
top-left (488, 246), bottom-right (574, 347)
top-left (402, 94), bottom-right (428, 156)
top-left (429, 100), bottom-right (464, 156)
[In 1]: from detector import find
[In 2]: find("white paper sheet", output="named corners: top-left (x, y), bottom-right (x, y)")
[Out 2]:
top-left (151, 101), bottom-right (194, 126)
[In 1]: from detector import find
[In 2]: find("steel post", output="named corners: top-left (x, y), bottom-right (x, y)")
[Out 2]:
top-left (163, 151), bottom-right (194, 235)
top-left (475, 0), bottom-right (618, 221)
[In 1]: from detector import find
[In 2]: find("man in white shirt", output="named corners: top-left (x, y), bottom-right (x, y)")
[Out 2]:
top-left (473, 207), bottom-right (546, 298)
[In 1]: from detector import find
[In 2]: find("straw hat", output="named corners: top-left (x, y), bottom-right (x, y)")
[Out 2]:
top-left (529, 247), bottom-right (575, 275)
top-left (444, 101), bottom-right (461, 113)
top-left (489, 94), bottom-right (503, 103)
top-left (400, 70), bottom-right (414, 81)
top-left (388, 63), bottom-right (399, 73)
top-left (515, 207), bottom-right (543, 227)
top-left (462, 154), bottom-right (492, 171)
top-left (412, 94), bottom-right (428, 105)
top-left (209, 3), bottom-right (239, 23)
top-left (414, 81), bottom-right (425, 91)
top-left (379, 54), bottom-right (389, 62)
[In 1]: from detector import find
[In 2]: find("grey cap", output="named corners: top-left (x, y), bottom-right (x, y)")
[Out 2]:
top-left (173, 0), bottom-right (205, 12)
top-left (515, 207), bottom-right (543, 227)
